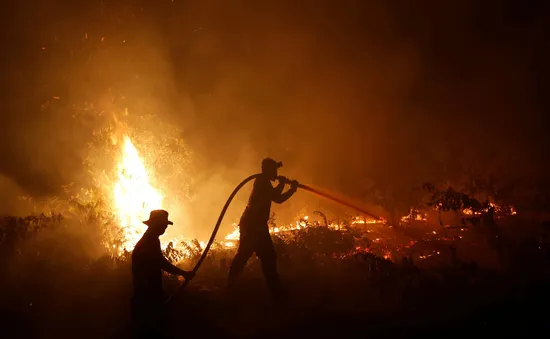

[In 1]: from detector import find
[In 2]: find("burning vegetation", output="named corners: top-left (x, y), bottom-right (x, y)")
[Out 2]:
top-left (1, 128), bottom-right (524, 272)
top-left (3, 1), bottom-right (550, 337)
top-left (1, 101), bottom-right (548, 339)
top-left (113, 136), bottom-right (164, 253)
top-left (89, 133), bottom-right (520, 267)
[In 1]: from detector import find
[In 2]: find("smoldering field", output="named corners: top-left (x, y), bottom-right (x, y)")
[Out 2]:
top-left (2, 0), bottom-right (550, 338)
top-left (2, 210), bottom-right (550, 338)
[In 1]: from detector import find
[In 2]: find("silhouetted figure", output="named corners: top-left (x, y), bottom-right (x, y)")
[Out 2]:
top-left (484, 205), bottom-right (496, 227)
top-left (449, 245), bottom-right (459, 269)
top-left (131, 210), bottom-right (194, 338)
top-left (483, 205), bottom-right (502, 253)
top-left (227, 158), bottom-right (298, 297)
top-left (401, 256), bottom-right (420, 304)
top-left (462, 260), bottom-right (478, 275)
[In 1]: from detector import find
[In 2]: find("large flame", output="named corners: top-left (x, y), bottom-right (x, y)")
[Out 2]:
top-left (113, 136), bottom-right (163, 252)
top-left (106, 135), bottom-right (518, 263)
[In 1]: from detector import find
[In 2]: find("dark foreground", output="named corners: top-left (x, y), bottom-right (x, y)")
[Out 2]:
top-left (2, 216), bottom-right (550, 338)
top-left (171, 274), bottom-right (550, 339)
top-left (2, 257), bottom-right (550, 339)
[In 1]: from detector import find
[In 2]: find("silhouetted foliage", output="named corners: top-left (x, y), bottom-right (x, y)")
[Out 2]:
top-left (428, 187), bottom-right (484, 212)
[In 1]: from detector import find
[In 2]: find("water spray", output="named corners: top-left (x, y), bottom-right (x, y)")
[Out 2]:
top-left (293, 183), bottom-right (380, 221)
top-left (165, 173), bottom-right (382, 306)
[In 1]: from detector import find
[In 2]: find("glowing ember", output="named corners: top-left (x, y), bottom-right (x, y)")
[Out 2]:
top-left (222, 214), bottom-right (383, 249)
top-left (351, 216), bottom-right (383, 224)
top-left (104, 137), bottom-right (518, 263)
top-left (222, 224), bottom-right (240, 248)
top-left (400, 209), bottom-right (428, 222)
top-left (113, 136), bottom-right (163, 252)
top-left (462, 202), bottom-right (517, 218)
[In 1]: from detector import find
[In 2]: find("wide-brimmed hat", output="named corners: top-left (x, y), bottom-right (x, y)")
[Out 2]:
top-left (142, 210), bottom-right (173, 226)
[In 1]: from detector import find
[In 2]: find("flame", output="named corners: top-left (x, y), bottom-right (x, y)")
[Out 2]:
top-left (106, 136), bottom-right (519, 263)
top-left (462, 201), bottom-right (517, 218)
top-left (351, 216), bottom-right (383, 225)
top-left (113, 136), bottom-right (163, 252)
top-left (222, 224), bottom-right (240, 248)
top-left (222, 214), bottom-right (383, 248)
top-left (400, 209), bottom-right (428, 222)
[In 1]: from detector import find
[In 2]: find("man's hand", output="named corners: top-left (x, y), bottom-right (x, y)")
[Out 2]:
top-left (278, 176), bottom-right (299, 190)
top-left (277, 176), bottom-right (290, 184)
top-left (180, 270), bottom-right (195, 280)
top-left (287, 180), bottom-right (299, 193)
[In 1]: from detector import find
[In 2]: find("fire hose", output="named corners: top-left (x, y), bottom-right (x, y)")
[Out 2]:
top-left (165, 173), bottom-right (381, 306)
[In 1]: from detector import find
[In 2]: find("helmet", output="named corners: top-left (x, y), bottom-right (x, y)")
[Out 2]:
top-left (261, 158), bottom-right (283, 172)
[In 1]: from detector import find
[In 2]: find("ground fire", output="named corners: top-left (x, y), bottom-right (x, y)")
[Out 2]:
top-left (109, 135), bottom-right (520, 264)
top-left (3, 1), bottom-right (550, 337)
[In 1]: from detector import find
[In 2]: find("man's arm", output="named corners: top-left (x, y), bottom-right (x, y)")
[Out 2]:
top-left (156, 243), bottom-right (194, 279)
top-left (272, 178), bottom-right (298, 204)
top-left (160, 255), bottom-right (186, 275)
top-left (272, 178), bottom-right (285, 196)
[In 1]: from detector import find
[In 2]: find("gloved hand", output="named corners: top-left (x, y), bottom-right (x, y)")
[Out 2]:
top-left (277, 176), bottom-right (290, 184)
top-left (289, 180), bottom-right (299, 190)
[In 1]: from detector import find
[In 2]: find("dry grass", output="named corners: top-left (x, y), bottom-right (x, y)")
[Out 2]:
top-left (1, 212), bottom-right (550, 338)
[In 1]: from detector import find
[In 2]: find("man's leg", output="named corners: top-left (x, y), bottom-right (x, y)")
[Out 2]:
top-left (228, 235), bottom-right (254, 286)
top-left (131, 296), bottom-right (164, 339)
top-left (255, 233), bottom-right (283, 297)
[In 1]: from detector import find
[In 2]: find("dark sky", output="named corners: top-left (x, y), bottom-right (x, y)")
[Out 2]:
top-left (1, 0), bottom-right (549, 215)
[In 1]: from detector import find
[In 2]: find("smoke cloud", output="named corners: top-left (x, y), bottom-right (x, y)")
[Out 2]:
top-left (1, 0), bottom-right (549, 237)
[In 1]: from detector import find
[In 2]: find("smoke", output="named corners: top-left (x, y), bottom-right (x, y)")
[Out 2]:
top-left (1, 0), bottom-right (549, 235)
top-left (0, 175), bottom-right (27, 216)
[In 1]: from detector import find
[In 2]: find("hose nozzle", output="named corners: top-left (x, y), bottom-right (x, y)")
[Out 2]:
top-left (278, 176), bottom-right (299, 186)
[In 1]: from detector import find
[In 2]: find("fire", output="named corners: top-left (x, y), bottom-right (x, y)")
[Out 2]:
top-left (400, 209), bottom-right (428, 222)
top-left (113, 136), bottom-right (163, 252)
top-left (462, 202), bottom-right (517, 218)
top-left (105, 136), bottom-right (519, 263)
top-left (222, 224), bottom-right (240, 248)
top-left (352, 216), bottom-right (386, 224)
top-left (222, 214), bottom-right (383, 249)
top-left (222, 217), bottom-right (321, 248)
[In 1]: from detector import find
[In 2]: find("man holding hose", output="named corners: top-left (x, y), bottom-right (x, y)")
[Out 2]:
top-left (131, 210), bottom-right (194, 338)
top-left (228, 158), bottom-right (298, 298)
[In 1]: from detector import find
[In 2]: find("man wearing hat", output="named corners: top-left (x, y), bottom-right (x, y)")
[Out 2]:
top-left (227, 158), bottom-right (298, 297)
top-left (131, 209), bottom-right (194, 338)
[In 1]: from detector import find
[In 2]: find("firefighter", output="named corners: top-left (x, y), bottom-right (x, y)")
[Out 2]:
top-left (227, 158), bottom-right (298, 297)
top-left (130, 210), bottom-right (194, 338)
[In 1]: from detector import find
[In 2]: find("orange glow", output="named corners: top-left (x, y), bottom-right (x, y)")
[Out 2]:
top-left (105, 137), bottom-right (517, 263)
top-left (113, 136), bottom-right (164, 253)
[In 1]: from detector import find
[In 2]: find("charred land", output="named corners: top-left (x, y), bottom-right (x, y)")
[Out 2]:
top-left (1, 1), bottom-right (550, 338)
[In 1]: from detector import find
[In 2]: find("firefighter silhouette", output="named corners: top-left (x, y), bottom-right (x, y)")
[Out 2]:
top-left (227, 158), bottom-right (298, 297)
top-left (130, 210), bottom-right (194, 338)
